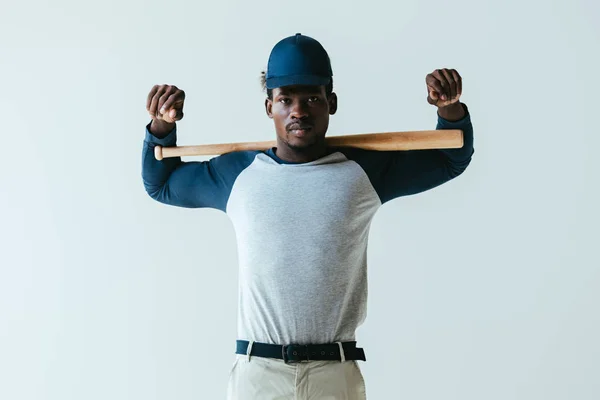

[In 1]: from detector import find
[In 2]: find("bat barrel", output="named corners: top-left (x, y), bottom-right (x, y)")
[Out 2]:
top-left (153, 129), bottom-right (463, 159)
top-left (325, 130), bottom-right (463, 151)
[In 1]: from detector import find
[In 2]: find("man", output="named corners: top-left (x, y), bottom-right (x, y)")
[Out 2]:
top-left (142, 33), bottom-right (474, 399)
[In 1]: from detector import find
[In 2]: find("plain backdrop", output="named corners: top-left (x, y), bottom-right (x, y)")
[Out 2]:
top-left (1, 0), bottom-right (598, 399)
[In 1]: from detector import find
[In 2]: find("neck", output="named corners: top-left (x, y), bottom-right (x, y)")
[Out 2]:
top-left (274, 139), bottom-right (328, 163)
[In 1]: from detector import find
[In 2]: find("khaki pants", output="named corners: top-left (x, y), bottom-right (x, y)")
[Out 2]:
top-left (227, 353), bottom-right (367, 399)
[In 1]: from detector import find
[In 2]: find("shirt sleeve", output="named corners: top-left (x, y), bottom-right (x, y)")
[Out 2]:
top-left (339, 103), bottom-right (474, 205)
top-left (141, 122), bottom-right (258, 211)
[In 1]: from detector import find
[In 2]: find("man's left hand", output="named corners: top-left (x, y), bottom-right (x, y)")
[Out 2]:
top-left (426, 68), bottom-right (462, 108)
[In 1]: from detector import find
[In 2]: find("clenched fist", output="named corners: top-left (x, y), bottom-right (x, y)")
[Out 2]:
top-left (147, 84), bottom-right (185, 137)
top-left (426, 68), bottom-right (462, 108)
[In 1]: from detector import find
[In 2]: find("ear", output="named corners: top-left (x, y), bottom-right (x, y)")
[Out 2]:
top-left (265, 98), bottom-right (273, 119)
top-left (328, 92), bottom-right (338, 115)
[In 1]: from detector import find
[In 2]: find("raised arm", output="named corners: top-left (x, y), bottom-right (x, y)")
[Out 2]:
top-left (339, 69), bottom-right (475, 205)
top-left (376, 101), bottom-right (474, 203)
top-left (141, 84), bottom-right (257, 211)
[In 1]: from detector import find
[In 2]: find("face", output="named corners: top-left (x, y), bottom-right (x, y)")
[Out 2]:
top-left (265, 85), bottom-right (337, 151)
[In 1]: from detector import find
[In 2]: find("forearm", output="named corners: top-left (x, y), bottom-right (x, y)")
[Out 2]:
top-left (142, 121), bottom-right (182, 199)
top-left (436, 102), bottom-right (474, 167)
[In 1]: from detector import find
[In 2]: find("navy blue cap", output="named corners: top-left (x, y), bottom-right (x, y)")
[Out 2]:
top-left (265, 33), bottom-right (333, 89)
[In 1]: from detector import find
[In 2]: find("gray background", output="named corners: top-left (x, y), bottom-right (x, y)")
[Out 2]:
top-left (1, 0), bottom-right (598, 399)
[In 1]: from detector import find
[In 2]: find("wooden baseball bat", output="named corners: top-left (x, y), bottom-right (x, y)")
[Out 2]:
top-left (154, 129), bottom-right (463, 160)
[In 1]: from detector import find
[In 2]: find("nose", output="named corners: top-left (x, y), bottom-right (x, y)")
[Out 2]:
top-left (290, 100), bottom-right (308, 119)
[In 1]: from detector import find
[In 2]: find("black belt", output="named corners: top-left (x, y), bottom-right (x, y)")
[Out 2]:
top-left (236, 340), bottom-right (366, 363)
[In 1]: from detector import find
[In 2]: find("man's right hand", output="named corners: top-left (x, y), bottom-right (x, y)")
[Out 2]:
top-left (146, 84), bottom-right (186, 137)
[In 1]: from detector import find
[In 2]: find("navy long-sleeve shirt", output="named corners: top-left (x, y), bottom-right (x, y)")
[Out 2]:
top-left (141, 103), bottom-right (474, 345)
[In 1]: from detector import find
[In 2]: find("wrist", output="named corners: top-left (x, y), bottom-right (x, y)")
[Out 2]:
top-left (149, 119), bottom-right (176, 138)
top-left (437, 102), bottom-right (465, 122)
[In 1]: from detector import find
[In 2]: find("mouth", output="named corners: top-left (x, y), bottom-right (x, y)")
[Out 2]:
top-left (289, 129), bottom-right (311, 137)
top-left (287, 125), bottom-right (313, 137)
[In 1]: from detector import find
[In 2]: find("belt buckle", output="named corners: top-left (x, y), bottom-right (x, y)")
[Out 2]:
top-left (282, 344), bottom-right (310, 363)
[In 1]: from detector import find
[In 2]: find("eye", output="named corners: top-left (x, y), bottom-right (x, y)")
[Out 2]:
top-left (308, 96), bottom-right (320, 103)
top-left (279, 97), bottom-right (291, 104)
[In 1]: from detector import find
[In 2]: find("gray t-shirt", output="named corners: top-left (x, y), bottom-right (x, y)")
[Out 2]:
top-left (141, 105), bottom-right (474, 345)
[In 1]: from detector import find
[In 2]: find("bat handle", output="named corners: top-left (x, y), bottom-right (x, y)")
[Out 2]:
top-left (154, 145), bottom-right (164, 161)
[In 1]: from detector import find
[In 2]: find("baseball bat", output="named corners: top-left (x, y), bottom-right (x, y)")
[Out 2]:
top-left (154, 129), bottom-right (463, 160)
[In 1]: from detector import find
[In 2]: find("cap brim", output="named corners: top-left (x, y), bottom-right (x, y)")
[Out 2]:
top-left (266, 74), bottom-right (331, 89)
